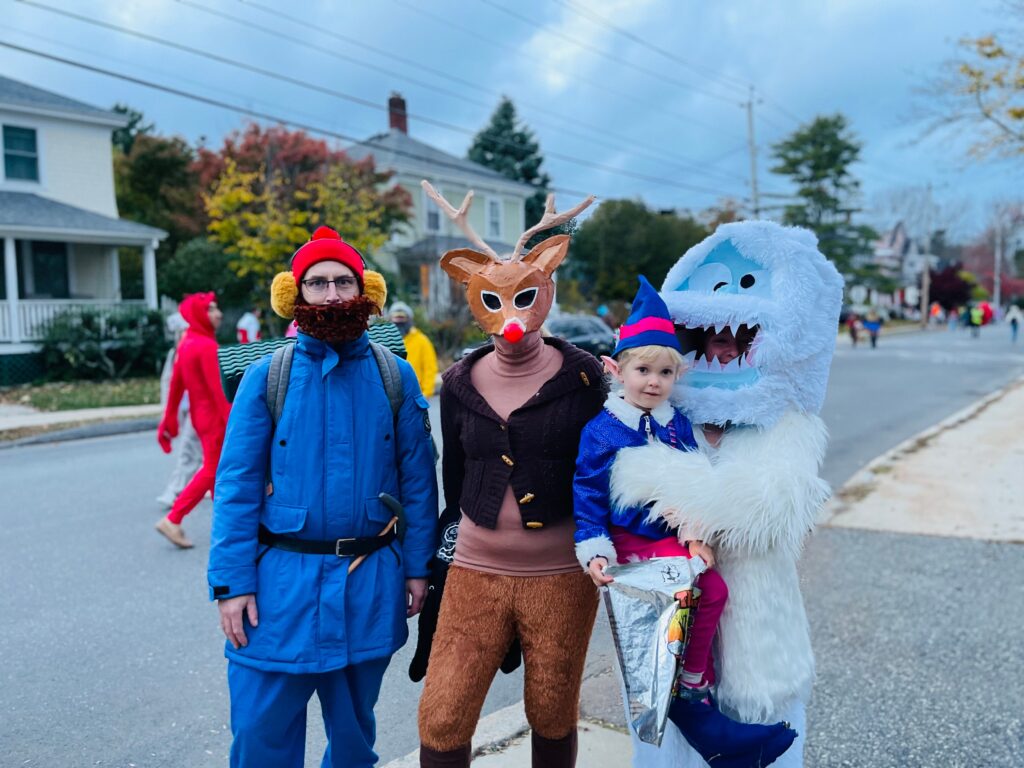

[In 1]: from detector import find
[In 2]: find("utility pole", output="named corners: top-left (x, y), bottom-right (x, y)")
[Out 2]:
top-left (919, 183), bottom-right (934, 329)
top-left (744, 86), bottom-right (761, 219)
top-left (994, 217), bottom-right (1003, 313)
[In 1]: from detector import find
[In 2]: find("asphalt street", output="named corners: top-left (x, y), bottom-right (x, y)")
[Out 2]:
top-left (1, 326), bottom-right (1023, 766)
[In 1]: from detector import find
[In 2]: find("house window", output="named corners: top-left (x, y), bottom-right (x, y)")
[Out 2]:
top-left (18, 241), bottom-right (69, 299)
top-left (424, 184), bottom-right (441, 233)
top-left (487, 198), bottom-right (502, 239)
top-left (3, 126), bottom-right (40, 182)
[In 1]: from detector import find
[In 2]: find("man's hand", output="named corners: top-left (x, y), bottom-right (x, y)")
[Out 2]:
top-left (157, 416), bottom-right (179, 454)
top-left (688, 540), bottom-right (715, 569)
top-left (218, 594), bottom-right (258, 649)
top-left (406, 578), bottom-right (428, 617)
top-left (587, 556), bottom-right (614, 586)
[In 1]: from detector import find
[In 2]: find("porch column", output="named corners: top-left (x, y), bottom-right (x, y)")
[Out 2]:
top-left (142, 239), bottom-right (158, 309)
top-left (3, 236), bottom-right (21, 343)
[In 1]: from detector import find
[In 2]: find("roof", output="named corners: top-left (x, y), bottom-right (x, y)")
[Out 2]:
top-left (345, 129), bottom-right (536, 195)
top-left (0, 192), bottom-right (166, 244)
top-left (0, 75), bottom-right (126, 127)
top-left (396, 234), bottom-right (519, 263)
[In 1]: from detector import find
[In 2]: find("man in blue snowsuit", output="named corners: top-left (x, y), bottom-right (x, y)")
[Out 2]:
top-left (209, 226), bottom-right (439, 767)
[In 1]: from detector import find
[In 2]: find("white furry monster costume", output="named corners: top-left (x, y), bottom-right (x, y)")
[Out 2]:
top-left (611, 221), bottom-right (843, 767)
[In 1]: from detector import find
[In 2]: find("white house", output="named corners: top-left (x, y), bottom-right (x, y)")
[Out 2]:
top-left (345, 93), bottom-right (536, 318)
top-left (0, 75), bottom-right (166, 373)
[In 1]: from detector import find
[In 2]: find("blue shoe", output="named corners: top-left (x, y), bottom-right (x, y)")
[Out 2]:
top-left (667, 694), bottom-right (797, 768)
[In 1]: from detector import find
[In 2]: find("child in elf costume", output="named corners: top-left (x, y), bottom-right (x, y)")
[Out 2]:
top-left (573, 277), bottom-right (796, 768)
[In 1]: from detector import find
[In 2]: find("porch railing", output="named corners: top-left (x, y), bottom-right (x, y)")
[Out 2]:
top-left (4, 300), bottom-right (149, 343)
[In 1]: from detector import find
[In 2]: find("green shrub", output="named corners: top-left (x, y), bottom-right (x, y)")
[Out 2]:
top-left (40, 307), bottom-right (170, 381)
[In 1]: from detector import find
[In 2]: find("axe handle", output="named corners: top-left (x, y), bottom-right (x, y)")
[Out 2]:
top-left (347, 516), bottom-right (399, 575)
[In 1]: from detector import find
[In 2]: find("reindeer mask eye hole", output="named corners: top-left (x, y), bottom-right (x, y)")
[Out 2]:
top-left (513, 288), bottom-right (538, 309)
top-left (481, 291), bottom-right (503, 312)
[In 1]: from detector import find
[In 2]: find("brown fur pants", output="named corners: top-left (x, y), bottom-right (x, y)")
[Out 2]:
top-left (418, 565), bottom-right (599, 751)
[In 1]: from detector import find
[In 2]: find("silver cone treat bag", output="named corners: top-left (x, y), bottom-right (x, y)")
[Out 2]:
top-left (603, 556), bottom-right (706, 745)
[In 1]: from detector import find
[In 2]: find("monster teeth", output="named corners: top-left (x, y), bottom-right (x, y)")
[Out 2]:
top-left (683, 350), bottom-right (697, 365)
top-left (714, 322), bottom-right (726, 335)
top-left (723, 357), bottom-right (741, 373)
top-left (708, 355), bottom-right (721, 371)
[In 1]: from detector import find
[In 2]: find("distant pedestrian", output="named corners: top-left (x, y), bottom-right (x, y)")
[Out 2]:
top-left (156, 312), bottom-right (202, 509)
top-left (947, 307), bottom-right (959, 332)
top-left (970, 305), bottom-right (984, 338)
top-left (846, 312), bottom-right (860, 347)
top-left (235, 307), bottom-right (262, 344)
top-left (388, 301), bottom-right (438, 397)
top-left (155, 292), bottom-right (231, 549)
top-left (863, 310), bottom-right (883, 349)
top-left (1007, 305), bottom-right (1022, 343)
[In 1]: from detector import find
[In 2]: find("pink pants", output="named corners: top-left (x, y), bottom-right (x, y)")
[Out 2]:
top-left (609, 527), bottom-right (728, 686)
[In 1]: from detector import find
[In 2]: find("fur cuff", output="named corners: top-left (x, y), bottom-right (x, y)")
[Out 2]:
top-left (575, 535), bottom-right (615, 570)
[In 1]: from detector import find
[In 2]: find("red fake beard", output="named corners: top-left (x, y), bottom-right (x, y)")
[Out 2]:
top-left (292, 295), bottom-right (376, 344)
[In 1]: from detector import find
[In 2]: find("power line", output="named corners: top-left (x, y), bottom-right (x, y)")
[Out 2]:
top-left (388, 0), bottom-right (744, 143)
top-left (15, 0), bottom-right (746, 191)
top-left (0, 40), bottom-right (743, 200)
top-left (551, 0), bottom-right (750, 96)
top-left (476, 0), bottom-right (744, 107)
top-left (232, 0), bottom-right (749, 184)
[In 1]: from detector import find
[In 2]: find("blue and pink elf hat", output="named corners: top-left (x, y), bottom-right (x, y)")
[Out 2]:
top-left (613, 275), bottom-right (683, 357)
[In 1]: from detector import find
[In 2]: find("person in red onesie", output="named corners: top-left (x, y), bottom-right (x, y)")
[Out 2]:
top-left (156, 292), bottom-right (230, 549)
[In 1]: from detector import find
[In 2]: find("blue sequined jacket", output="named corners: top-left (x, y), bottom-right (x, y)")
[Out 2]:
top-left (572, 395), bottom-right (697, 568)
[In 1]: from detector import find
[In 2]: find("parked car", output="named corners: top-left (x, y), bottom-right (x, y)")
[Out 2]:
top-left (453, 313), bottom-right (616, 361)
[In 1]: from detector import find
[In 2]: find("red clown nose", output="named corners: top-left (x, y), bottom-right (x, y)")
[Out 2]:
top-left (502, 321), bottom-right (525, 343)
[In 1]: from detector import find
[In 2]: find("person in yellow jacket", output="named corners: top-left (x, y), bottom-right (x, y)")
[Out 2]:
top-left (390, 301), bottom-right (438, 397)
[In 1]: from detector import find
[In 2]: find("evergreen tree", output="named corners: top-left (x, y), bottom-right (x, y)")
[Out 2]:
top-left (468, 98), bottom-right (552, 231)
top-left (770, 114), bottom-right (877, 278)
top-left (111, 104), bottom-right (154, 155)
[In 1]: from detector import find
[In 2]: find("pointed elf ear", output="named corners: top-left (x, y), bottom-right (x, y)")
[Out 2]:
top-left (601, 355), bottom-right (619, 378)
top-left (363, 270), bottom-right (387, 315)
top-left (271, 271), bottom-right (298, 319)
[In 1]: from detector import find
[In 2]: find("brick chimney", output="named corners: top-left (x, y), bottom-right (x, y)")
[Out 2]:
top-left (388, 92), bottom-right (408, 134)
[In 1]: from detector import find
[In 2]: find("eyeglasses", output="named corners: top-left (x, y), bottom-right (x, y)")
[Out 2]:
top-left (301, 276), bottom-right (359, 296)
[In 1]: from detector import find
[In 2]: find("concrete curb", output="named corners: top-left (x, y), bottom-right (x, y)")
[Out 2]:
top-left (821, 372), bottom-right (1024, 523)
top-left (0, 416), bottom-right (158, 450)
top-left (381, 700), bottom-right (529, 768)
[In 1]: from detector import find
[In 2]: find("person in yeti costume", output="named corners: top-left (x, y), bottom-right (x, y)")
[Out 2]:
top-left (610, 221), bottom-right (843, 768)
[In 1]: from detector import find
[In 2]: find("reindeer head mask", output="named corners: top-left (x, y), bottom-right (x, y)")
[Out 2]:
top-left (423, 180), bottom-right (595, 342)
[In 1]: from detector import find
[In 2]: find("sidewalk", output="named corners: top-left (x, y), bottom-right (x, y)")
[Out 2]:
top-left (0, 402), bottom-right (161, 444)
top-left (385, 373), bottom-right (1024, 767)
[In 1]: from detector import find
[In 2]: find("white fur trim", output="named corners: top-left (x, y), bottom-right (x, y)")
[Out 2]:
top-left (574, 535), bottom-right (616, 570)
top-left (610, 411), bottom-right (830, 559)
top-left (603, 394), bottom-right (675, 432)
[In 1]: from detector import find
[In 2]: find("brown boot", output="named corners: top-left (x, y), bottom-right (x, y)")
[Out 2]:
top-left (419, 743), bottom-right (471, 768)
top-left (532, 729), bottom-right (577, 768)
top-left (155, 517), bottom-right (194, 549)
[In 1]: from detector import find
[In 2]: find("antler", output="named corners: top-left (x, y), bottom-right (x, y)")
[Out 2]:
top-left (421, 180), bottom-right (500, 261)
top-left (511, 193), bottom-right (596, 260)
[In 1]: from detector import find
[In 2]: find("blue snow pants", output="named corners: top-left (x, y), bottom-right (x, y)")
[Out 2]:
top-left (227, 657), bottom-right (390, 768)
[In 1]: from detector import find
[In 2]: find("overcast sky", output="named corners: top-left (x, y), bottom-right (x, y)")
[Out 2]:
top-left (2, 0), bottom-right (1017, 239)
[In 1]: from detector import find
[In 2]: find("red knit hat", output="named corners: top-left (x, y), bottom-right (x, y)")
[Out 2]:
top-left (291, 226), bottom-right (364, 286)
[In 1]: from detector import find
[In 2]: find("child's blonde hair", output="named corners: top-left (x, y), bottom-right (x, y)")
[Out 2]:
top-left (616, 344), bottom-right (686, 370)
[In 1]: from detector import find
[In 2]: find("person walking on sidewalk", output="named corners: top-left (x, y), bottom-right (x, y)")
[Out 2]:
top-left (574, 278), bottom-right (795, 768)
top-left (209, 226), bottom-right (438, 768)
top-left (235, 306), bottom-right (263, 343)
top-left (862, 310), bottom-right (883, 349)
top-left (156, 292), bottom-right (230, 548)
top-left (389, 301), bottom-right (438, 397)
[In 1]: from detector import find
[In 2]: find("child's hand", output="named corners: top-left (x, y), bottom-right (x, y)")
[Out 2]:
top-left (688, 540), bottom-right (715, 568)
top-left (587, 557), bottom-right (614, 586)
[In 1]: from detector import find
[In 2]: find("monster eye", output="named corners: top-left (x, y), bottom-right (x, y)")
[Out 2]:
top-left (740, 274), bottom-right (755, 289)
top-left (513, 288), bottom-right (538, 309)
top-left (737, 270), bottom-right (770, 296)
top-left (682, 262), bottom-right (732, 294)
top-left (481, 291), bottom-right (502, 312)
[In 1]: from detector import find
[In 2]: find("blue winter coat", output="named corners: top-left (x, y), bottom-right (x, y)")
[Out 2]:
top-left (573, 396), bottom-right (697, 566)
top-left (208, 331), bottom-right (439, 674)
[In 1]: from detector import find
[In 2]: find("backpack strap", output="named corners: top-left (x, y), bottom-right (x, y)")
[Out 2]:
top-left (370, 341), bottom-right (404, 422)
top-left (266, 342), bottom-right (295, 427)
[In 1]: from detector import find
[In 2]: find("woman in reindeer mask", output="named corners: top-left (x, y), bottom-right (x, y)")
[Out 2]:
top-left (413, 182), bottom-right (605, 768)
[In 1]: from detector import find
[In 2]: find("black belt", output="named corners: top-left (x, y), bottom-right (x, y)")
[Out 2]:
top-left (258, 525), bottom-right (397, 557)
